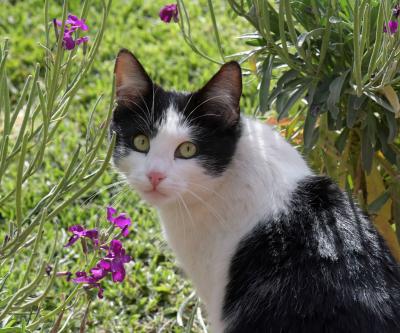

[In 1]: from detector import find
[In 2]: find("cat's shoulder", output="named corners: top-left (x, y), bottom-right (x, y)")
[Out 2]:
top-left (235, 174), bottom-right (391, 265)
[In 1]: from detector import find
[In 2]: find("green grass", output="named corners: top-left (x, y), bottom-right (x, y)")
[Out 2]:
top-left (0, 1), bottom-right (257, 331)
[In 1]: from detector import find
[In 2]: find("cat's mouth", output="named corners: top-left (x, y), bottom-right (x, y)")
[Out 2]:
top-left (141, 188), bottom-right (169, 203)
top-left (144, 189), bottom-right (166, 196)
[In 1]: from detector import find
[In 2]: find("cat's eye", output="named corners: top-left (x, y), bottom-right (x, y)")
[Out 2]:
top-left (133, 134), bottom-right (150, 153)
top-left (175, 142), bottom-right (198, 159)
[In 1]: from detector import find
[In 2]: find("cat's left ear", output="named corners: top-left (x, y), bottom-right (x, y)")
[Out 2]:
top-left (197, 61), bottom-right (242, 125)
top-left (114, 49), bottom-right (152, 105)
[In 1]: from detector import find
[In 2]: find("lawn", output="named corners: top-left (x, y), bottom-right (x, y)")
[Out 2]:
top-left (0, 0), bottom-right (257, 331)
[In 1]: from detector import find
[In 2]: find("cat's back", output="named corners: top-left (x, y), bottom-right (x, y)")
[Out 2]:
top-left (223, 175), bottom-right (400, 333)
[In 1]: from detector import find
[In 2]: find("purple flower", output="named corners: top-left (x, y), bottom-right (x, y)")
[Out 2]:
top-left (76, 36), bottom-right (89, 45)
top-left (53, 13), bottom-right (89, 50)
top-left (384, 21), bottom-right (399, 34)
top-left (102, 239), bottom-right (132, 282)
top-left (66, 14), bottom-right (88, 31)
top-left (72, 271), bottom-right (97, 284)
top-left (70, 239), bottom-right (131, 298)
top-left (90, 260), bottom-right (110, 280)
top-left (159, 4), bottom-right (179, 23)
top-left (73, 272), bottom-right (104, 298)
top-left (65, 225), bottom-right (98, 247)
top-left (107, 206), bottom-right (132, 237)
top-left (63, 31), bottom-right (76, 50)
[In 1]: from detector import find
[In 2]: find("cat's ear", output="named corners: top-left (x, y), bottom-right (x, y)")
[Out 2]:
top-left (114, 49), bottom-right (152, 104)
top-left (197, 61), bottom-right (242, 125)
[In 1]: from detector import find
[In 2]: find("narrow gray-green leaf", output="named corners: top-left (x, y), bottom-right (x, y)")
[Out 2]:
top-left (304, 110), bottom-right (318, 150)
top-left (297, 28), bottom-right (324, 48)
top-left (384, 111), bottom-right (398, 143)
top-left (364, 91), bottom-right (396, 113)
top-left (361, 127), bottom-right (374, 174)
top-left (335, 128), bottom-right (349, 153)
top-left (278, 85), bottom-right (307, 120)
top-left (259, 55), bottom-right (274, 114)
top-left (368, 191), bottom-right (390, 214)
top-left (327, 70), bottom-right (350, 119)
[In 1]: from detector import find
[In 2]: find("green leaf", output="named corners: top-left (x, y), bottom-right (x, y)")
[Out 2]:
top-left (303, 110), bottom-right (318, 150)
top-left (366, 111), bottom-right (377, 146)
top-left (327, 70), bottom-right (350, 119)
top-left (335, 128), bottom-right (349, 153)
top-left (266, 70), bottom-right (299, 109)
top-left (297, 28), bottom-right (324, 48)
top-left (276, 91), bottom-right (289, 118)
top-left (277, 85), bottom-right (307, 120)
top-left (329, 16), bottom-right (343, 24)
top-left (377, 124), bottom-right (397, 164)
top-left (361, 127), bottom-right (374, 174)
top-left (364, 91), bottom-right (396, 113)
top-left (384, 111), bottom-right (398, 143)
top-left (346, 95), bottom-right (365, 128)
top-left (259, 55), bottom-right (274, 114)
top-left (368, 191), bottom-right (390, 214)
top-left (276, 69), bottom-right (299, 89)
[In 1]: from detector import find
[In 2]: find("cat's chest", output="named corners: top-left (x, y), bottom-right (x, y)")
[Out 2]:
top-left (158, 202), bottom-right (259, 332)
top-left (159, 206), bottom-right (236, 297)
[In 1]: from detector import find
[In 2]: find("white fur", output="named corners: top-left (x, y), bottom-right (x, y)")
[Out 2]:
top-left (116, 104), bottom-right (312, 332)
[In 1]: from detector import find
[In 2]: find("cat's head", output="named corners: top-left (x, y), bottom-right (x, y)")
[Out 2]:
top-left (110, 49), bottom-right (242, 207)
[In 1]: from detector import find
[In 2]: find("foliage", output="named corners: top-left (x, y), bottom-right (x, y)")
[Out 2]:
top-left (179, 0), bottom-right (400, 258)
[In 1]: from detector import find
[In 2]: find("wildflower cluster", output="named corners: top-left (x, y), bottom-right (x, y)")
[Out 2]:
top-left (63, 207), bottom-right (133, 298)
top-left (53, 14), bottom-right (89, 50)
top-left (384, 4), bottom-right (400, 34)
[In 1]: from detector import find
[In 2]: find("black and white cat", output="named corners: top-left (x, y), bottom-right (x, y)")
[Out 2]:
top-left (110, 49), bottom-right (400, 333)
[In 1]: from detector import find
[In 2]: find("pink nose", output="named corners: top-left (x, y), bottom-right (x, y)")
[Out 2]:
top-left (147, 171), bottom-right (166, 188)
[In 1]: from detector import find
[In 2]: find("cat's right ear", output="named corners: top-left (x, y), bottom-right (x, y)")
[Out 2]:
top-left (114, 49), bottom-right (152, 105)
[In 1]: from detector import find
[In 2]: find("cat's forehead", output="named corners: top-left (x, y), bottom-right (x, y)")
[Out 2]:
top-left (149, 90), bottom-right (194, 133)
top-left (157, 102), bottom-right (191, 137)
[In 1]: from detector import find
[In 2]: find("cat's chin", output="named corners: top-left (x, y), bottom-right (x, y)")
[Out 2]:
top-left (139, 189), bottom-right (172, 207)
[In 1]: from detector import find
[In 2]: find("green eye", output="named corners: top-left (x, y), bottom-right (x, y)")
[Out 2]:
top-left (133, 134), bottom-right (150, 153)
top-left (176, 142), bottom-right (197, 159)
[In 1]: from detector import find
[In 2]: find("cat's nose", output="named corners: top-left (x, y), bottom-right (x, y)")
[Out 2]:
top-left (147, 171), bottom-right (166, 188)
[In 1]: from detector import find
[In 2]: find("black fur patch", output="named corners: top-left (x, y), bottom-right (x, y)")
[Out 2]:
top-left (223, 176), bottom-right (400, 333)
top-left (110, 86), bottom-right (242, 176)
top-left (111, 84), bottom-right (177, 158)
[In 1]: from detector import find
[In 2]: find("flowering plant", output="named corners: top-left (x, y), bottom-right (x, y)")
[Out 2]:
top-left (64, 207), bottom-right (133, 300)
top-left (0, 0), bottom-right (113, 330)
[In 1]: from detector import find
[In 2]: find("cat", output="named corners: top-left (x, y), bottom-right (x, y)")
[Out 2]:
top-left (110, 49), bottom-right (400, 333)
